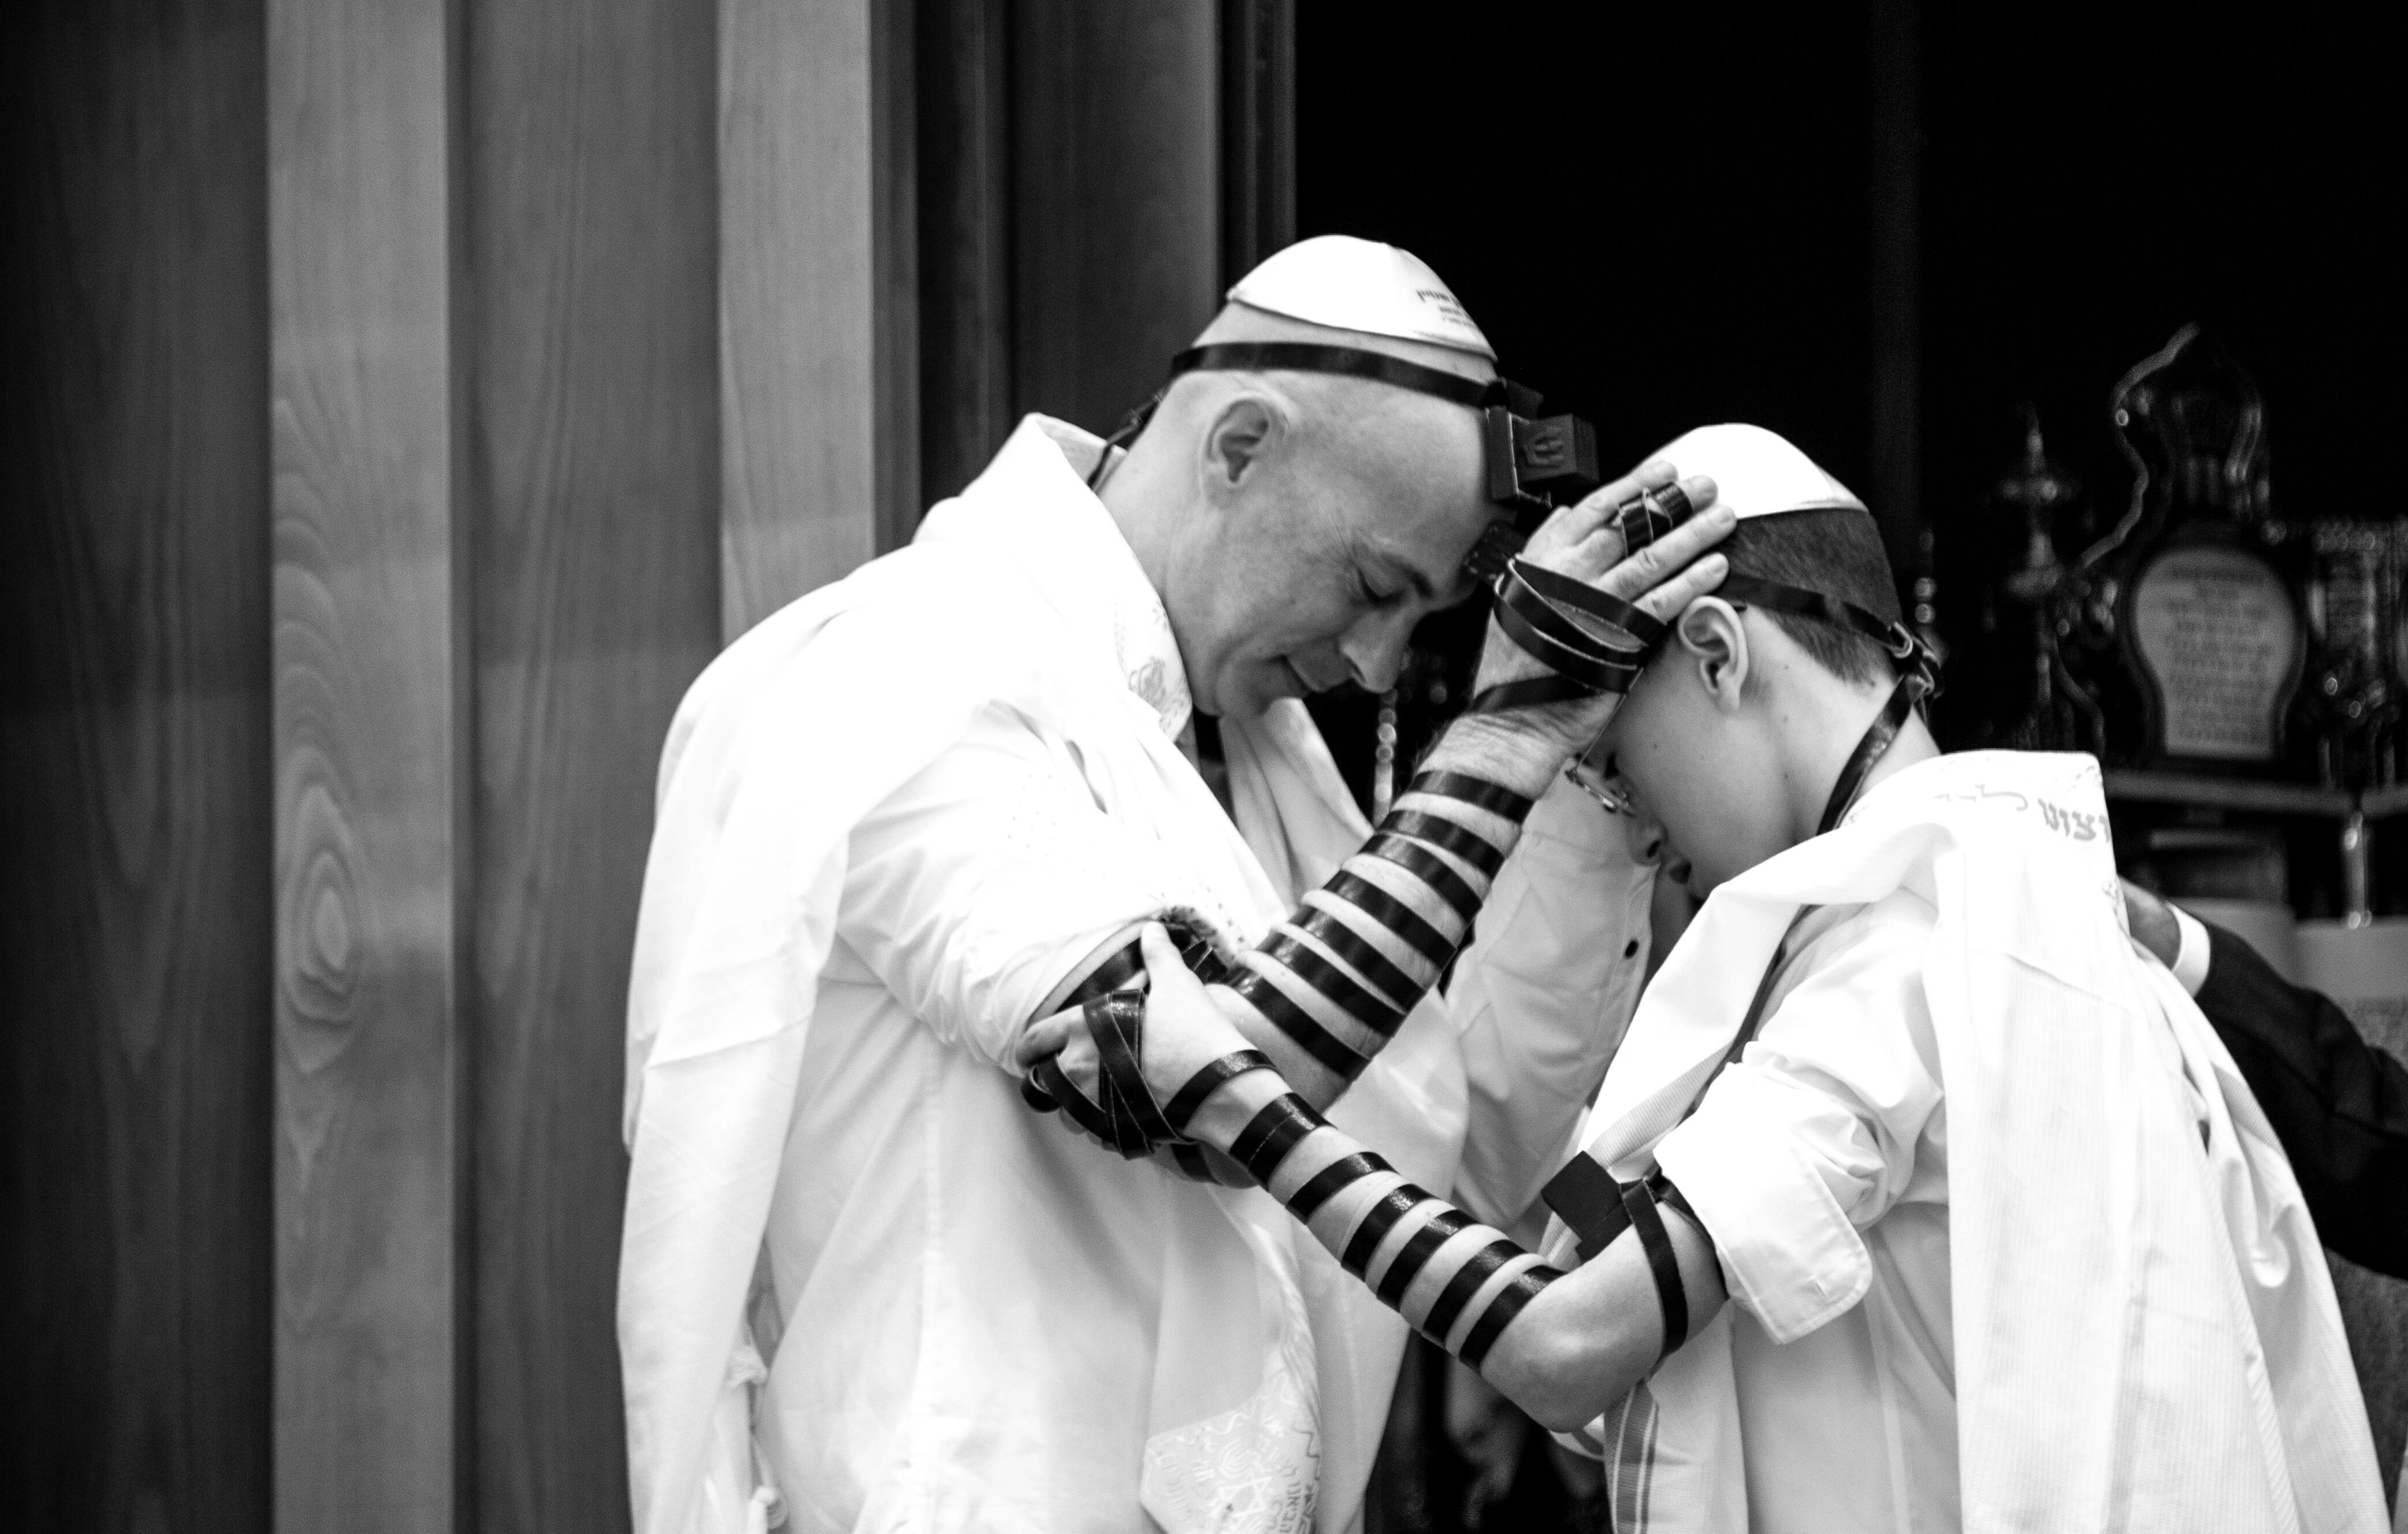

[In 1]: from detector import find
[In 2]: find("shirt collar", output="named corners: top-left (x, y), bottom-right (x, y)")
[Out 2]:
top-left (921, 415), bottom-right (1194, 740)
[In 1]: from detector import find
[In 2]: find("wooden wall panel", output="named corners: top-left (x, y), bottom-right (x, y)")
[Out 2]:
top-left (1013, 0), bottom-right (1221, 438)
top-left (3, 2), bottom-right (1235, 1527)
top-left (720, 0), bottom-right (919, 640)
top-left (267, 0), bottom-right (467, 1527)
top-left (0, 3), bottom-right (274, 1531)
top-left (464, 1), bottom-right (720, 1529)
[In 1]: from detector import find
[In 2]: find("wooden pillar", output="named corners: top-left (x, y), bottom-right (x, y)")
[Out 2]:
top-left (0, 3), bottom-right (275, 1529)
top-left (719, 0), bottom-right (919, 640)
top-left (464, 2), bottom-right (720, 1531)
top-left (267, 0), bottom-right (468, 1527)
top-left (1012, 0), bottom-right (1222, 438)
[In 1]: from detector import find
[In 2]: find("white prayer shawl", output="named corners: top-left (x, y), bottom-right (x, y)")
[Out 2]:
top-left (1555, 750), bottom-right (2387, 1533)
top-left (620, 417), bottom-right (1473, 1534)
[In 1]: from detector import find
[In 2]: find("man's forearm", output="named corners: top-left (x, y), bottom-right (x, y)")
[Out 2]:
top-left (1019, 709), bottom-right (1580, 1161)
top-left (1222, 712), bottom-right (1582, 1109)
top-left (1020, 705), bottom-right (1575, 1169)
top-left (1419, 713), bottom-right (1592, 805)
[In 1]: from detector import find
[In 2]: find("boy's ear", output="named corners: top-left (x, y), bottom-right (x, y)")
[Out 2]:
top-left (1201, 393), bottom-right (1281, 496)
top-left (1674, 597), bottom-right (1749, 712)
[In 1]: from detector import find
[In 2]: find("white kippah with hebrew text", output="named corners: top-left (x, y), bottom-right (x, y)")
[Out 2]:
top-left (1645, 423), bottom-right (1866, 521)
top-left (1227, 235), bottom-right (1497, 361)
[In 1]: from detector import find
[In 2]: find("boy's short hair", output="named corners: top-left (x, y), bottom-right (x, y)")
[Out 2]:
top-left (1723, 507), bottom-right (1902, 686)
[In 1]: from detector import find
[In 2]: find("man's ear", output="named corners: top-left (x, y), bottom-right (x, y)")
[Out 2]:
top-left (1674, 597), bottom-right (1749, 712)
top-left (1201, 393), bottom-right (1282, 497)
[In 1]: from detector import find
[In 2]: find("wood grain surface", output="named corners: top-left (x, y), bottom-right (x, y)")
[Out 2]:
top-left (0, 3), bottom-right (274, 1530)
top-left (268, 0), bottom-right (467, 1526)
top-left (720, 0), bottom-right (919, 640)
top-left (1012, 0), bottom-right (1220, 439)
top-left (464, 1), bottom-right (720, 1528)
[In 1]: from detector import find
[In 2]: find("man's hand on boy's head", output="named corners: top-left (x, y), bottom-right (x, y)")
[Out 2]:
top-left (1470, 463), bottom-right (1733, 760)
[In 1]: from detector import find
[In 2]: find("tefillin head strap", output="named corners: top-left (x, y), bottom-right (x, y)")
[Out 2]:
top-left (1168, 341), bottom-right (1510, 411)
top-left (1109, 341), bottom-right (1593, 576)
top-left (1716, 572), bottom-right (1939, 834)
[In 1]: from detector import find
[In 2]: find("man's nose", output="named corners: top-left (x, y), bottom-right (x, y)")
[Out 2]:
top-left (1339, 610), bottom-right (1417, 694)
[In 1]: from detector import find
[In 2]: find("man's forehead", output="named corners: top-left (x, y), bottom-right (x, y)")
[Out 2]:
top-left (1355, 523), bottom-right (1484, 607)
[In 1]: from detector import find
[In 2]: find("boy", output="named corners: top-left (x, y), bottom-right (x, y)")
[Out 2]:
top-left (1054, 425), bottom-right (2387, 1532)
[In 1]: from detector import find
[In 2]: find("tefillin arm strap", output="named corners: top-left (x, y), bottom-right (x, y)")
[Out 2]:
top-left (1021, 760), bottom-right (1548, 1183)
top-left (1133, 1058), bottom-right (1566, 1373)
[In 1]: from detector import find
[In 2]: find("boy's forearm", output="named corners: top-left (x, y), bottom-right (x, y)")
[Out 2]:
top-left (1183, 1064), bottom-right (1726, 1432)
top-left (1481, 1205), bottom-right (1726, 1431)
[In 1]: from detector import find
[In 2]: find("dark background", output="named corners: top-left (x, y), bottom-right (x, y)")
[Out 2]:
top-left (1299, 0), bottom-right (2403, 778)
top-left (1303, 4), bottom-right (1878, 512)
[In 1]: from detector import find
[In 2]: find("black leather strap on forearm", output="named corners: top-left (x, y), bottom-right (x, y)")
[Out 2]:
top-left (1220, 1087), bottom-right (1563, 1373)
top-left (1236, 767), bottom-right (1534, 1082)
top-left (1537, 1153), bottom-right (1697, 1362)
top-left (1162, 1049), bottom-right (1275, 1131)
top-left (1022, 763), bottom-right (1537, 1154)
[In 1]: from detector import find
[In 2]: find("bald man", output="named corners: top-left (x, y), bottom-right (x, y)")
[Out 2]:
top-left (618, 237), bottom-right (1732, 1533)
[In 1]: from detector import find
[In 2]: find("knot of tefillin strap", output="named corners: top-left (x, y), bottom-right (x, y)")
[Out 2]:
top-left (1036, 987), bottom-right (1277, 1163)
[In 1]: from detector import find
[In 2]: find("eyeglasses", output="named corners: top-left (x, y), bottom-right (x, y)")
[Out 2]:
top-left (1565, 737), bottom-right (1637, 818)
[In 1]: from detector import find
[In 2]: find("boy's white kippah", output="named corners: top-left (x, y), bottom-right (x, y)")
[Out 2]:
top-left (1227, 235), bottom-right (1497, 361)
top-left (1648, 423), bottom-right (1866, 521)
